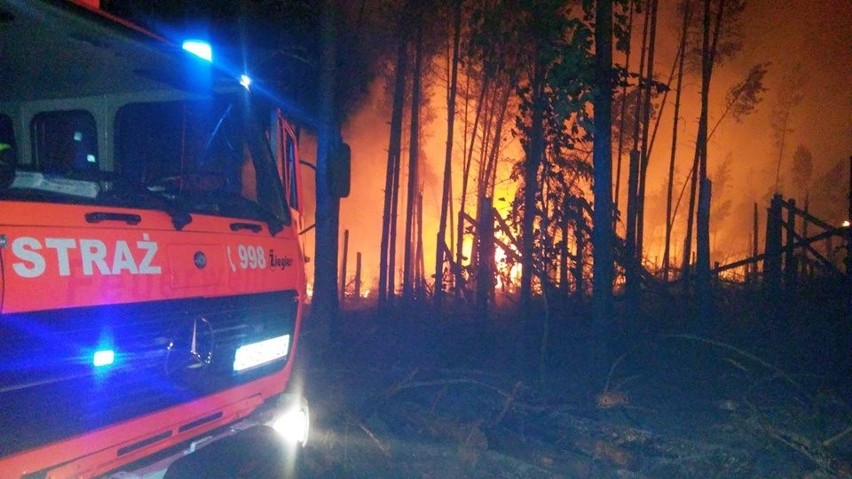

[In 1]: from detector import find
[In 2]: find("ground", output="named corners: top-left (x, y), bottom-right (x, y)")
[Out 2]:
top-left (290, 283), bottom-right (851, 479)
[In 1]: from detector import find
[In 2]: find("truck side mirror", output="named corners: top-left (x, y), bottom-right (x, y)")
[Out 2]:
top-left (328, 142), bottom-right (350, 198)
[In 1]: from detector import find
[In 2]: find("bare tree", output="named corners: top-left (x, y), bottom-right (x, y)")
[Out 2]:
top-left (771, 64), bottom-right (806, 194)
top-left (378, 13), bottom-right (409, 307)
top-left (434, 0), bottom-right (463, 307)
top-left (662, 0), bottom-right (692, 280)
top-left (402, 15), bottom-right (425, 301)
top-left (790, 145), bottom-right (814, 200)
top-left (593, 0), bottom-right (615, 341)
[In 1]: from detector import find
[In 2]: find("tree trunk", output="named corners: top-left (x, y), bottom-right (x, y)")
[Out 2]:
top-left (476, 197), bottom-right (494, 326)
top-left (340, 229), bottom-right (349, 303)
top-left (613, 0), bottom-right (635, 229)
top-left (456, 73), bottom-right (491, 298)
top-left (481, 81), bottom-right (512, 199)
top-left (403, 18), bottom-right (424, 301)
top-left (378, 28), bottom-right (408, 307)
top-left (592, 0), bottom-right (614, 370)
top-left (696, 0), bottom-right (727, 326)
top-left (314, 0), bottom-right (341, 342)
top-left (434, 0), bottom-right (462, 307)
top-left (415, 192), bottom-right (425, 298)
top-left (636, 0), bottom-right (659, 256)
top-left (662, 0), bottom-right (691, 281)
top-left (625, 1), bottom-right (649, 297)
top-left (472, 78), bottom-right (511, 283)
top-left (521, 56), bottom-right (545, 372)
top-left (681, 142), bottom-right (699, 285)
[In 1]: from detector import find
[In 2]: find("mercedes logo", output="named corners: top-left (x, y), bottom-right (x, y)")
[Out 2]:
top-left (165, 316), bottom-right (214, 375)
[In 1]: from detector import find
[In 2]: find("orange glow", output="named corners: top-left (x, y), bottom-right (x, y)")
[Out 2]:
top-left (304, 3), bottom-right (851, 297)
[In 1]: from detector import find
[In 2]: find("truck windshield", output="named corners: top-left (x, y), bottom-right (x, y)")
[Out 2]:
top-left (2, 94), bottom-right (288, 230)
top-left (114, 95), bottom-right (289, 228)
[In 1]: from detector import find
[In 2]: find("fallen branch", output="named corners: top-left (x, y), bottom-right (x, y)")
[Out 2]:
top-left (379, 369), bottom-right (419, 401)
top-left (823, 424), bottom-right (852, 448)
top-left (757, 419), bottom-right (844, 477)
top-left (347, 412), bottom-right (391, 458)
top-left (395, 377), bottom-right (515, 399)
top-left (491, 381), bottom-right (523, 427)
top-left (664, 334), bottom-right (809, 400)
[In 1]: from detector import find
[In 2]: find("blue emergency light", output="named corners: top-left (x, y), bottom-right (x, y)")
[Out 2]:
top-left (182, 40), bottom-right (213, 62)
top-left (93, 349), bottom-right (115, 367)
top-left (239, 74), bottom-right (252, 89)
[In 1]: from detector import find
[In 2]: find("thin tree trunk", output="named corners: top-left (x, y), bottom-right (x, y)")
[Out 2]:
top-left (663, 0), bottom-right (691, 280)
top-left (340, 229), bottom-right (349, 303)
top-left (636, 0), bottom-right (659, 256)
top-left (388, 129), bottom-right (402, 301)
top-left (681, 139), bottom-right (699, 284)
top-left (379, 30), bottom-right (408, 306)
top-left (471, 78), bottom-right (509, 278)
top-left (403, 19), bottom-right (423, 300)
top-left (696, 0), bottom-right (727, 325)
top-left (560, 218), bottom-right (570, 296)
top-left (613, 0), bottom-right (634, 229)
top-left (481, 81), bottom-right (512, 199)
top-left (470, 86), bottom-right (498, 272)
top-left (456, 74), bottom-right (491, 298)
top-left (521, 56), bottom-right (545, 372)
top-left (476, 197), bottom-right (494, 325)
top-left (434, 0), bottom-right (462, 307)
top-left (415, 192), bottom-right (425, 298)
top-left (574, 222), bottom-right (586, 298)
top-left (625, 1), bottom-right (650, 296)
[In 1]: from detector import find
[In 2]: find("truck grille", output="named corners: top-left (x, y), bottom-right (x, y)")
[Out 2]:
top-left (0, 291), bottom-right (298, 458)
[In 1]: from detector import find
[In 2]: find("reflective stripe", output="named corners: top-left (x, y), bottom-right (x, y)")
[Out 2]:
top-left (0, 143), bottom-right (11, 152)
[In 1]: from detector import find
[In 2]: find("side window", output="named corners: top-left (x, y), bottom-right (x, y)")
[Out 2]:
top-left (31, 110), bottom-right (98, 174)
top-left (285, 133), bottom-right (299, 210)
top-left (0, 114), bottom-right (15, 150)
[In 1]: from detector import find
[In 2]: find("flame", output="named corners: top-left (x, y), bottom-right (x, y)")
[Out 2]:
top-left (494, 242), bottom-right (522, 291)
top-left (312, 17), bottom-right (849, 296)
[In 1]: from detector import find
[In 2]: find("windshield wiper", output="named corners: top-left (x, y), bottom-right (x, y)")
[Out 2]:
top-left (97, 177), bottom-right (193, 231)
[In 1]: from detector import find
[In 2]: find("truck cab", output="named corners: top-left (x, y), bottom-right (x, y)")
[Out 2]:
top-left (0, 1), bottom-right (313, 477)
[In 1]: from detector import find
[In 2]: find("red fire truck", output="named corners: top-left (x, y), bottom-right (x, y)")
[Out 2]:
top-left (0, 0), bottom-right (342, 477)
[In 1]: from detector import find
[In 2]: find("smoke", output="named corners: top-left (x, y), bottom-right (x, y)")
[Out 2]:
top-left (637, 0), bottom-right (851, 268)
top-left (312, 0), bottom-right (852, 291)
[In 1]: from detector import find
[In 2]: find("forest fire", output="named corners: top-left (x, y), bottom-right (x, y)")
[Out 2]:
top-left (104, 0), bottom-right (849, 305)
top-left (7, 2), bottom-right (849, 478)
top-left (320, 0), bottom-right (851, 306)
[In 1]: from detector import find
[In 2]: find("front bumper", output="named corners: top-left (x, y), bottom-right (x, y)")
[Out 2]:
top-left (105, 394), bottom-right (309, 479)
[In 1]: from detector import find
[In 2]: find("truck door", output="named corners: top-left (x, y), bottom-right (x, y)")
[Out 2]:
top-left (273, 111), bottom-right (303, 230)
top-left (0, 112), bottom-right (17, 313)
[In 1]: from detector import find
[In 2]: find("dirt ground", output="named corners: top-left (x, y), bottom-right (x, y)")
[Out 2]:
top-left (290, 289), bottom-right (852, 479)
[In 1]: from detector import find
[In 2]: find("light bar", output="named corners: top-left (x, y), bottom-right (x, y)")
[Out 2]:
top-left (182, 40), bottom-right (213, 62)
top-left (93, 349), bottom-right (115, 367)
top-left (233, 335), bottom-right (290, 372)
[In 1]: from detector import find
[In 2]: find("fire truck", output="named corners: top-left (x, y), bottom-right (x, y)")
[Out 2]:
top-left (0, 0), bottom-right (344, 477)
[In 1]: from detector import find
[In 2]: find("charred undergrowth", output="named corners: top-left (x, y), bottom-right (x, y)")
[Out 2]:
top-left (294, 282), bottom-right (851, 478)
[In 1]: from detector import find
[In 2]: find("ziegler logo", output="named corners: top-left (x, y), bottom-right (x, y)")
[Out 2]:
top-left (268, 249), bottom-right (293, 271)
top-left (10, 234), bottom-right (161, 278)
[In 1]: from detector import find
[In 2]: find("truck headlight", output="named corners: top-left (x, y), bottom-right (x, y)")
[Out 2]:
top-left (271, 395), bottom-right (310, 447)
top-left (233, 334), bottom-right (290, 372)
